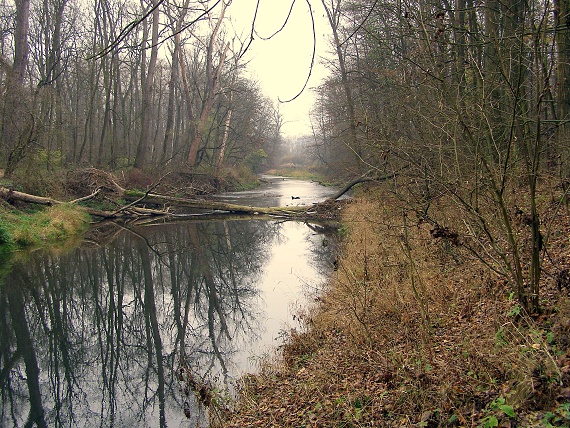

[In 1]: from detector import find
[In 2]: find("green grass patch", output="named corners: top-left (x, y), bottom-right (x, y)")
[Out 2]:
top-left (123, 189), bottom-right (145, 198)
top-left (0, 203), bottom-right (90, 251)
top-left (264, 166), bottom-right (332, 184)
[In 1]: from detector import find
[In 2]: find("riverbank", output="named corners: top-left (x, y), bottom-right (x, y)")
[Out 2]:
top-left (220, 185), bottom-right (570, 427)
top-left (0, 167), bottom-right (344, 255)
top-left (0, 166), bottom-right (260, 253)
top-left (0, 203), bottom-right (90, 253)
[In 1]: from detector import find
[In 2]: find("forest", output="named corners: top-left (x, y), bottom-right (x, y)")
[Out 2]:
top-left (1, 0), bottom-right (570, 425)
top-left (2, 0), bottom-right (568, 313)
top-left (307, 0), bottom-right (569, 316)
top-left (1, 0), bottom-right (287, 183)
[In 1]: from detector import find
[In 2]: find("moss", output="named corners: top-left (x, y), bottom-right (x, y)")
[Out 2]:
top-left (123, 189), bottom-right (144, 197)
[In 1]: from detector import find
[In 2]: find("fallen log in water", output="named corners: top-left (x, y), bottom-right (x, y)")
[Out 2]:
top-left (0, 186), bottom-right (327, 220)
top-left (0, 168), bottom-right (400, 220)
top-left (0, 186), bottom-right (169, 219)
top-left (122, 191), bottom-right (312, 216)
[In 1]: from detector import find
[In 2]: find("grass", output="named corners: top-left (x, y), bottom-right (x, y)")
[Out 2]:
top-left (219, 184), bottom-right (570, 427)
top-left (0, 202), bottom-right (90, 251)
top-left (264, 165), bottom-right (334, 184)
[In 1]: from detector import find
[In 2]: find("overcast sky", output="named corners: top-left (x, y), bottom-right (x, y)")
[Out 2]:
top-left (228, 0), bottom-right (333, 138)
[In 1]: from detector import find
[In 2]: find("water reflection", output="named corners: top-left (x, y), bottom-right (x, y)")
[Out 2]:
top-left (211, 175), bottom-right (340, 207)
top-left (0, 218), bottom-right (336, 427)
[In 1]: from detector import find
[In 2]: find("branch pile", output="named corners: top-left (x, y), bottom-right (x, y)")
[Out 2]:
top-left (0, 185), bottom-right (342, 220)
top-left (0, 168), bottom-right (395, 221)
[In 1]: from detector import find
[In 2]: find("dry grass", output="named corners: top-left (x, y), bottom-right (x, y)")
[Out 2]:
top-left (220, 185), bottom-right (570, 427)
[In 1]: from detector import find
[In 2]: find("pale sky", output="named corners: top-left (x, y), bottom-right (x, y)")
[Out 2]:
top-left (228, 0), bottom-right (333, 138)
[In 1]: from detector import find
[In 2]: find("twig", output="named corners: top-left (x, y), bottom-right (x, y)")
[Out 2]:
top-left (110, 173), bottom-right (171, 216)
top-left (69, 188), bottom-right (101, 204)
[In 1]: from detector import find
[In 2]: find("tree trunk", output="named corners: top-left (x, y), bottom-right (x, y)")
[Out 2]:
top-left (162, 34), bottom-right (179, 165)
top-left (321, 0), bottom-right (361, 172)
top-left (217, 55), bottom-right (238, 169)
top-left (134, 0), bottom-right (160, 168)
top-left (217, 104), bottom-right (233, 169)
top-left (2, 0), bottom-right (31, 176)
top-left (13, 0), bottom-right (30, 82)
top-left (555, 0), bottom-right (570, 130)
top-left (187, 3), bottom-right (228, 167)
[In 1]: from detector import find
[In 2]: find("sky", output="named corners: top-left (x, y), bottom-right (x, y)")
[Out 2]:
top-left (228, 0), bottom-right (333, 138)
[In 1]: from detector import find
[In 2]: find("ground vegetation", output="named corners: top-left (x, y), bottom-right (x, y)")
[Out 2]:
top-left (0, 202), bottom-right (89, 251)
top-left (221, 181), bottom-right (570, 427)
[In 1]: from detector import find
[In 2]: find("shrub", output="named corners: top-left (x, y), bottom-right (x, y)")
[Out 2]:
top-left (244, 149), bottom-right (268, 173)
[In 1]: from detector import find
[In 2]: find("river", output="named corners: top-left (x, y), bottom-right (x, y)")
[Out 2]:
top-left (0, 176), bottom-right (342, 428)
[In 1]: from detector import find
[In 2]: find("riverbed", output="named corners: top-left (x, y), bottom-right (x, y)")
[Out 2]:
top-left (0, 176), bottom-right (342, 428)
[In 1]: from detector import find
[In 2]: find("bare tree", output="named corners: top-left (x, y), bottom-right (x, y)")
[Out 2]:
top-left (1, 0), bottom-right (32, 176)
top-left (134, 0), bottom-right (160, 168)
top-left (187, 1), bottom-right (229, 167)
top-left (312, 0), bottom-right (565, 314)
top-left (321, 0), bottom-right (362, 173)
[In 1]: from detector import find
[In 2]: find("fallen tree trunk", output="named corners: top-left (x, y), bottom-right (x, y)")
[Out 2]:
top-left (0, 187), bottom-right (171, 219)
top-left (0, 187), bottom-right (59, 206)
top-left (0, 186), bottom-right (320, 219)
top-left (121, 167), bottom-right (406, 215)
top-left (122, 191), bottom-right (308, 216)
top-left (0, 167), bottom-right (397, 220)
top-left (327, 166), bottom-right (408, 200)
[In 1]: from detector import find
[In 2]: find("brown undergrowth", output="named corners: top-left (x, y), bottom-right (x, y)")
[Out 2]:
top-left (220, 184), bottom-right (570, 427)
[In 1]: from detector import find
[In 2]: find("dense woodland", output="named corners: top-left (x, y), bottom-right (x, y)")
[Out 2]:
top-left (0, 0), bottom-right (285, 178)
top-left (313, 0), bottom-right (570, 182)
top-left (309, 0), bottom-right (570, 316)
top-left (1, 0), bottom-right (570, 334)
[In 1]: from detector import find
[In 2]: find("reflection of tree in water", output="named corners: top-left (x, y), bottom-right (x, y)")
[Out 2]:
top-left (0, 219), bottom-right (278, 427)
top-left (305, 221), bottom-right (341, 279)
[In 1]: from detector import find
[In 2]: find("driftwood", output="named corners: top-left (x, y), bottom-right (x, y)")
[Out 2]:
top-left (0, 186), bottom-right (314, 219)
top-left (122, 191), bottom-right (309, 216)
top-left (0, 169), bottom-right (397, 220)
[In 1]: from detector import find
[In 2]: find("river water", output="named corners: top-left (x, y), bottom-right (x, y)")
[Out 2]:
top-left (0, 176), bottom-right (342, 428)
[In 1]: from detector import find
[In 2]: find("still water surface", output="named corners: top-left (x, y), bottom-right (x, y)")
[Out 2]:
top-left (0, 176), bottom-right (341, 427)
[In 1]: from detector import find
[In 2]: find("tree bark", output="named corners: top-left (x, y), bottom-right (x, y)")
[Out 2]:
top-left (187, 2), bottom-right (228, 167)
top-left (13, 0), bottom-right (30, 82)
top-left (134, 0), bottom-right (160, 168)
top-left (555, 0), bottom-right (570, 129)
